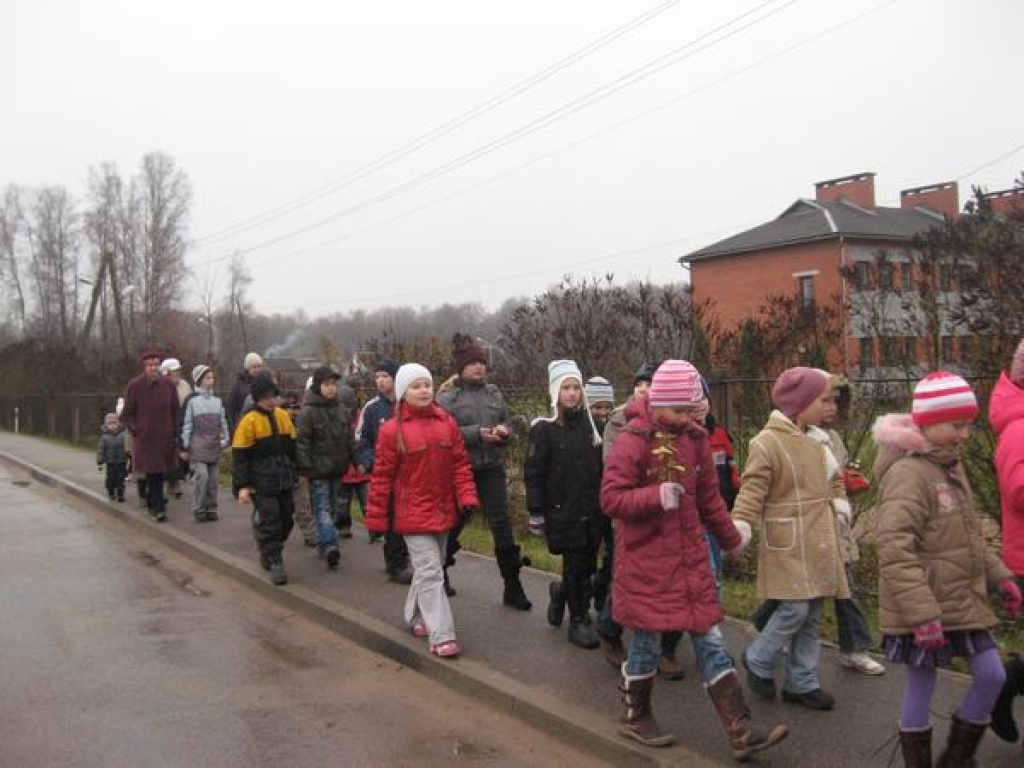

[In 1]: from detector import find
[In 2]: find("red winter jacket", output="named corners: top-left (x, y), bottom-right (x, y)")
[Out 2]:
top-left (365, 402), bottom-right (479, 536)
top-left (991, 372), bottom-right (1024, 576)
top-left (600, 400), bottom-right (741, 633)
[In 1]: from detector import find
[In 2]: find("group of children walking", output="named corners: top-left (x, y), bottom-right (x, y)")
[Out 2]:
top-left (97, 338), bottom-right (1024, 765)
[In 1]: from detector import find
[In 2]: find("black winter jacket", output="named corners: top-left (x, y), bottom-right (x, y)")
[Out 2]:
top-left (226, 372), bottom-right (256, 434)
top-left (296, 390), bottom-right (354, 479)
top-left (231, 406), bottom-right (296, 496)
top-left (524, 409), bottom-right (603, 554)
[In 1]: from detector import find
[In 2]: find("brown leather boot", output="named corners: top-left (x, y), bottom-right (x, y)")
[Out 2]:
top-left (599, 634), bottom-right (626, 668)
top-left (937, 715), bottom-right (986, 767)
top-left (899, 727), bottom-right (932, 768)
top-left (618, 664), bottom-right (674, 748)
top-left (707, 670), bottom-right (788, 761)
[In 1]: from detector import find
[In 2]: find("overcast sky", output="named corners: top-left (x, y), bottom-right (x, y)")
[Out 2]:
top-left (2, 0), bottom-right (1021, 317)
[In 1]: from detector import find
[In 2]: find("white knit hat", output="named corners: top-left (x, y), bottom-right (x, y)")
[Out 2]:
top-left (537, 359), bottom-right (601, 445)
top-left (243, 352), bottom-right (263, 371)
top-left (159, 357), bottom-right (181, 374)
top-left (395, 363), bottom-right (432, 402)
top-left (192, 364), bottom-right (212, 387)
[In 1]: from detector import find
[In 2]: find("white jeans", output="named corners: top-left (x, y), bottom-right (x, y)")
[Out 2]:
top-left (404, 533), bottom-right (455, 645)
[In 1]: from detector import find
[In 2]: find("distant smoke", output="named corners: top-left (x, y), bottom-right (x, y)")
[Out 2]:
top-left (264, 328), bottom-right (304, 358)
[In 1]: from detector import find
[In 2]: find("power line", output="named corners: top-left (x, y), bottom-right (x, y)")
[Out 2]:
top-left (236, 0), bottom-right (900, 274)
top-left (955, 142), bottom-right (1024, 182)
top-left (194, 0), bottom-right (794, 266)
top-left (193, 0), bottom-right (683, 247)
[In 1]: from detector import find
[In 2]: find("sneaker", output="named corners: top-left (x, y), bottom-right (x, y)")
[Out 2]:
top-left (389, 565), bottom-right (414, 585)
top-left (838, 652), bottom-right (885, 676)
top-left (369, 533), bottom-right (383, 545)
top-left (326, 546), bottom-right (340, 570)
top-left (430, 639), bottom-right (460, 658)
top-left (205, 507), bottom-right (219, 521)
top-left (108, 492), bottom-right (117, 501)
top-left (259, 552), bottom-right (271, 571)
top-left (154, 510), bottom-right (167, 523)
top-left (193, 511), bottom-right (209, 523)
top-left (742, 650), bottom-right (777, 700)
top-left (782, 688), bottom-right (834, 710)
top-left (411, 617), bottom-right (429, 638)
top-left (338, 526), bottom-right (353, 539)
top-left (269, 561), bottom-right (288, 586)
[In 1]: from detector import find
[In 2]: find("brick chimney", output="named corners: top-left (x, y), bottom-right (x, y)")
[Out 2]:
top-left (900, 181), bottom-right (960, 218)
top-left (814, 172), bottom-right (876, 209)
top-left (983, 188), bottom-right (1024, 215)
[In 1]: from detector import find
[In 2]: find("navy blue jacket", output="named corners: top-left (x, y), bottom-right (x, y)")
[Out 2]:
top-left (354, 395), bottom-right (394, 471)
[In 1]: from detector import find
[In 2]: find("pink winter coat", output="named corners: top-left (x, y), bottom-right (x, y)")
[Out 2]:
top-left (991, 372), bottom-right (1024, 576)
top-left (600, 400), bottom-right (742, 633)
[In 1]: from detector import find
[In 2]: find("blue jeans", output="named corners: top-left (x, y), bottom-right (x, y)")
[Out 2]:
top-left (309, 478), bottom-right (340, 553)
top-left (626, 627), bottom-right (734, 684)
top-left (706, 531), bottom-right (723, 601)
top-left (746, 598), bottom-right (823, 694)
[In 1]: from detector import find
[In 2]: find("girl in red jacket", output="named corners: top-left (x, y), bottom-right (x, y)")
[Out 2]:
top-left (365, 363), bottom-right (480, 658)
top-left (600, 360), bottom-right (786, 760)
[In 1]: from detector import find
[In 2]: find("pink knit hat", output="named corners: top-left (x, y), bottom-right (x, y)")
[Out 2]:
top-left (649, 360), bottom-right (704, 407)
top-left (771, 367), bottom-right (830, 419)
top-left (912, 371), bottom-right (978, 426)
top-left (1011, 338), bottom-right (1024, 386)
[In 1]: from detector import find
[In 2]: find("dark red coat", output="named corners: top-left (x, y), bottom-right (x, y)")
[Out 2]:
top-left (991, 371), bottom-right (1024, 576)
top-left (121, 373), bottom-right (180, 474)
top-left (600, 400), bottom-right (741, 633)
top-left (365, 402), bottom-right (479, 535)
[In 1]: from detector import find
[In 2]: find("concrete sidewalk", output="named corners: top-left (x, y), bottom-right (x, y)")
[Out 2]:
top-left (1, 430), bottom-right (1021, 767)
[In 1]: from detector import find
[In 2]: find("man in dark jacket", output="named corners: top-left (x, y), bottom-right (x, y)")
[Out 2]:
top-left (436, 333), bottom-right (531, 610)
top-left (226, 352), bottom-right (264, 435)
top-left (121, 348), bottom-right (180, 522)
top-left (296, 365), bottom-right (354, 570)
top-left (354, 357), bottom-right (413, 583)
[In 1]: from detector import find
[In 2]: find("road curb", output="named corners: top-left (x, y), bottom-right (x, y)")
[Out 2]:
top-left (1, 450), bottom-right (713, 768)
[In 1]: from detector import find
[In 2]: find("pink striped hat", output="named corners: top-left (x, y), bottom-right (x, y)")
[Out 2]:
top-left (912, 371), bottom-right (978, 426)
top-left (649, 360), bottom-right (704, 407)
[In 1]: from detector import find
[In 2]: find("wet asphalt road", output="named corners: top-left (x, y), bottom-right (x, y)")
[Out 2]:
top-left (0, 463), bottom-right (613, 768)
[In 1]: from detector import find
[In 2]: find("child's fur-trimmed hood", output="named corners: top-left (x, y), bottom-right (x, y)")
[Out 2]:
top-left (871, 413), bottom-right (928, 481)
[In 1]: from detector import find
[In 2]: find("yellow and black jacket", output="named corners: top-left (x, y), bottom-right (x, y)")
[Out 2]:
top-left (232, 406), bottom-right (297, 496)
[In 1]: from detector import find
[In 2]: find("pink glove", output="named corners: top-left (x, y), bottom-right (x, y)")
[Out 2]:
top-left (913, 619), bottom-right (946, 650)
top-left (999, 579), bottom-right (1023, 618)
top-left (659, 482), bottom-right (684, 510)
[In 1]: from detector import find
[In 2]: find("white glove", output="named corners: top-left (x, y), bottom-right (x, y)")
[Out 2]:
top-left (726, 520), bottom-right (753, 558)
top-left (833, 498), bottom-right (852, 527)
top-left (659, 482), bottom-right (684, 510)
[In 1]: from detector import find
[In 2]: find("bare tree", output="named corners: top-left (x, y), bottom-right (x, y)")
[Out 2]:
top-left (0, 185), bottom-right (29, 336)
top-left (132, 151), bottom-right (192, 340)
top-left (27, 186), bottom-right (81, 345)
top-left (221, 251), bottom-right (252, 361)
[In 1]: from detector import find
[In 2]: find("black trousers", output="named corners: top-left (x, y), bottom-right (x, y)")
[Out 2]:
top-left (446, 464), bottom-right (515, 565)
top-left (145, 473), bottom-right (165, 513)
top-left (253, 489), bottom-right (295, 563)
top-left (105, 462), bottom-right (127, 497)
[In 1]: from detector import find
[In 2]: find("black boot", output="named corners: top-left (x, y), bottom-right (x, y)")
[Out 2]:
top-left (495, 545), bottom-right (532, 610)
top-left (991, 654), bottom-right (1024, 742)
top-left (937, 715), bottom-right (987, 767)
top-left (899, 728), bottom-right (932, 768)
top-left (566, 576), bottom-right (599, 649)
top-left (137, 478), bottom-right (148, 506)
top-left (547, 581), bottom-right (566, 627)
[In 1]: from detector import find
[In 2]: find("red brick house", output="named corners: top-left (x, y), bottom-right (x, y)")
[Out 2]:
top-left (680, 172), bottom-right (961, 372)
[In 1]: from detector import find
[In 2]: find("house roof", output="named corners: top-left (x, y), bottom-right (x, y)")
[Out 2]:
top-left (681, 198), bottom-right (945, 263)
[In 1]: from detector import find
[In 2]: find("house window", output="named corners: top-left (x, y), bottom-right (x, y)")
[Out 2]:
top-left (799, 275), bottom-right (815, 308)
top-left (940, 335), bottom-right (954, 364)
top-left (855, 262), bottom-right (871, 290)
top-left (859, 337), bottom-right (874, 372)
top-left (881, 336), bottom-right (902, 366)
top-left (900, 262), bottom-right (913, 291)
top-left (938, 263), bottom-right (953, 292)
top-left (903, 337), bottom-right (916, 361)
top-left (878, 262), bottom-right (894, 290)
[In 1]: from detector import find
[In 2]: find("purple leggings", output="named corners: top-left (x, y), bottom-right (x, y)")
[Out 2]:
top-left (900, 646), bottom-right (1006, 729)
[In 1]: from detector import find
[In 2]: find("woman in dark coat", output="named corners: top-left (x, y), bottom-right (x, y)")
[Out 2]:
top-left (525, 359), bottom-right (604, 650)
top-left (121, 349), bottom-right (180, 522)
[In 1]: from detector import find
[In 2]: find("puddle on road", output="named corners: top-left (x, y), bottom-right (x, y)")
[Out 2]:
top-left (11, 479), bottom-right (30, 487)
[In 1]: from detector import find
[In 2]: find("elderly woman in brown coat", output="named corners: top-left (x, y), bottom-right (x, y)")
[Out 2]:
top-left (121, 349), bottom-right (180, 522)
top-left (732, 367), bottom-right (849, 713)
top-left (874, 371), bottom-right (1020, 767)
